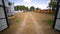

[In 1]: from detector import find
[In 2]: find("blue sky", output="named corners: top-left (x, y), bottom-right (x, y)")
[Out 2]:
top-left (8, 0), bottom-right (50, 9)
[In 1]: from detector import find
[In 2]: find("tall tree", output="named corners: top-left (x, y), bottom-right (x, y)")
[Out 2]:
top-left (30, 6), bottom-right (35, 11)
top-left (48, 0), bottom-right (57, 13)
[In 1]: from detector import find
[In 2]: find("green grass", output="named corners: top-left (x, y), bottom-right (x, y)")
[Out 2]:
top-left (16, 19), bottom-right (20, 23)
top-left (49, 13), bottom-right (55, 16)
top-left (42, 19), bottom-right (54, 25)
top-left (47, 19), bottom-right (54, 25)
top-left (51, 14), bottom-right (55, 16)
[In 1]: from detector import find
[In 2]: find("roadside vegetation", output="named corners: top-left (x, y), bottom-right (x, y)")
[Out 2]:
top-left (42, 19), bottom-right (54, 25)
top-left (15, 18), bottom-right (20, 23)
top-left (14, 5), bottom-right (35, 11)
top-left (48, 0), bottom-right (57, 14)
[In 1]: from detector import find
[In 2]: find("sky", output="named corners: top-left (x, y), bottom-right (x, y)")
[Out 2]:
top-left (8, 0), bottom-right (50, 9)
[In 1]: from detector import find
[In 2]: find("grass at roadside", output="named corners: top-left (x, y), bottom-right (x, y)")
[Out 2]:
top-left (42, 19), bottom-right (54, 25)
top-left (15, 18), bottom-right (20, 23)
top-left (49, 14), bottom-right (55, 16)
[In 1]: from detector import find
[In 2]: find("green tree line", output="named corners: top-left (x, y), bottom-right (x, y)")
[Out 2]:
top-left (14, 5), bottom-right (35, 11)
top-left (14, 5), bottom-right (28, 11)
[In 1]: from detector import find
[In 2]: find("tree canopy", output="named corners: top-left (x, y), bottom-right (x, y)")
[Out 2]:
top-left (14, 5), bottom-right (37, 11)
top-left (14, 5), bottom-right (29, 11)
top-left (36, 8), bottom-right (40, 10)
top-left (48, 0), bottom-right (57, 13)
top-left (30, 6), bottom-right (35, 11)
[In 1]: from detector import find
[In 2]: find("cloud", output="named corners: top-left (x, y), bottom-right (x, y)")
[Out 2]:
top-left (34, 5), bottom-right (48, 9)
top-left (24, 3), bottom-right (48, 9)
top-left (14, 0), bottom-right (49, 9)
top-left (14, 3), bottom-right (20, 6)
top-left (47, 0), bottom-right (50, 4)
top-left (14, 2), bottom-right (20, 6)
top-left (23, 0), bottom-right (32, 2)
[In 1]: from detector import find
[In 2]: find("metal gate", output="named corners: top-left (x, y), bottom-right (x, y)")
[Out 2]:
top-left (0, 0), bottom-right (8, 31)
top-left (53, 0), bottom-right (60, 31)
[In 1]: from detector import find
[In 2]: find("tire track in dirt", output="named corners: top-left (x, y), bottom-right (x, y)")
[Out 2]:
top-left (15, 13), bottom-right (28, 34)
top-left (21, 13), bottom-right (37, 34)
top-left (20, 13), bottom-right (28, 31)
top-left (29, 13), bottom-right (44, 34)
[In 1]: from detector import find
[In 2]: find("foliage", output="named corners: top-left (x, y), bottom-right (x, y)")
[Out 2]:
top-left (19, 5), bottom-right (26, 10)
top-left (25, 7), bottom-right (29, 11)
top-left (36, 8), bottom-right (40, 10)
top-left (42, 19), bottom-right (54, 25)
top-left (14, 5), bottom-right (37, 11)
top-left (16, 19), bottom-right (20, 23)
top-left (30, 6), bottom-right (35, 11)
top-left (14, 6), bottom-right (20, 11)
top-left (14, 5), bottom-right (29, 11)
top-left (48, 0), bottom-right (57, 13)
top-left (47, 19), bottom-right (54, 25)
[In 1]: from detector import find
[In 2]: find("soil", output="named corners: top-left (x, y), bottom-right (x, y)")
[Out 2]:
top-left (0, 12), bottom-right (60, 34)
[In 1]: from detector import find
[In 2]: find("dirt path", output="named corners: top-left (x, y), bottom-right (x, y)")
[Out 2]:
top-left (29, 13), bottom-right (43, 34)
top-left (0, 12), bottom-right (60, 34)
top-left (13, 12), bottom-right (60, 34)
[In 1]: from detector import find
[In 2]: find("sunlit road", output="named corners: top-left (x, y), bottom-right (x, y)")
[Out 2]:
top-left (14, 12), bottom-right (41, 34)
top-left (14, 12), bottom-right (59, 34)
top-left (0, 12), bottom-right (59, 34)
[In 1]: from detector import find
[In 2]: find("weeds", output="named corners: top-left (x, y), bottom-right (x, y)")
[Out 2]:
top-left (16, 19), bottom-right (20, 23)
top-left (42, 19), bottom-right (54, 25)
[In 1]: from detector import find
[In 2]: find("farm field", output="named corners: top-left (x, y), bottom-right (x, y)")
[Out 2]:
top-left (0, 12), bottom-right (60, 34)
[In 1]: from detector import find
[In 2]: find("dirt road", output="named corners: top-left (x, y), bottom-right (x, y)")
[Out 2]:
top-left (0, 12), bottom-right (60, 34)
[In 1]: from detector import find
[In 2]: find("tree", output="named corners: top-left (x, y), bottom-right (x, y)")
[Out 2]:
top-left (19, 5), bottom-right (26, 10)
top-left (25, 7), bottom-right (29, 11)
top-left (36, 8), bottom-right (40, 10)
top-left (14, 5), bottom-right (29, 11)
top-left (14, 6), bottom-right (20, 11)
top-left (14, 6), bottom-right (17, 11)
top-left (48, 0), bottom-right (57, 13)
top-left (30, 6), bottom-right (35, 11)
